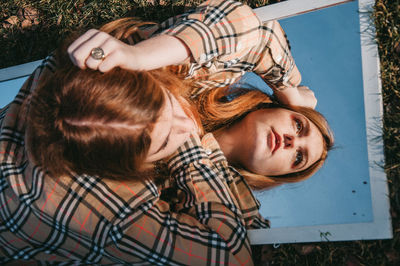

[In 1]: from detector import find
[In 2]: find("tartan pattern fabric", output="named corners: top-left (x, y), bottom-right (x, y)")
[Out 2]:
top-left (0, 1), bottom-right (276, 264)
top-left (161, 0), bottom-right (302, 97)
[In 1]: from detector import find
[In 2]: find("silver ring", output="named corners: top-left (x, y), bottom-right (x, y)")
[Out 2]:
top-left (90, 47), bottom-right (105, 60)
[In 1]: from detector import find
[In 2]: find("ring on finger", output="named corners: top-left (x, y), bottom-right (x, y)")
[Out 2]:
top-left (90, 47), bottom-right (105, 60)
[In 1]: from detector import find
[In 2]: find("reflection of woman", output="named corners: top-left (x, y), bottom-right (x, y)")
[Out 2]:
top-left (0, 0), bottom-right (333, 264)
top-left (196, 90), bottom-right (332, 189)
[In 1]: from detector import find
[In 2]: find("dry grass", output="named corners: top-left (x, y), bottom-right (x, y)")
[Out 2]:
top-left (1, 0), bottom-right (399, 264)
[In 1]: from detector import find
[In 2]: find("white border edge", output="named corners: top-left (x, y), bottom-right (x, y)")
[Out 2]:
top-left (359, 0), bottom-right (392, 239)
top-left (0, 60), bottom-right (42, 82)
top-left (254, 0), bottom-right (355, 22)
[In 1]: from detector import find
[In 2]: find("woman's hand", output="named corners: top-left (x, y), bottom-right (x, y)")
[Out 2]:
top-left (296, 85), bottom-right (317, 109)
top-left (274, 85), bottom-right (317, 109)
top-left (67, 29), bottom-right (139, 72)
top-left (67, 29), bottom-right (190, 72)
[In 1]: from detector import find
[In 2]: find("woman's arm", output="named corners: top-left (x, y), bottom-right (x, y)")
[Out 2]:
top-left (160, 0), bottom-right (317, 108)
top-left (67, 29), bottom-right (190, 72)
top-left (67, 0), bottom-right (258, 75)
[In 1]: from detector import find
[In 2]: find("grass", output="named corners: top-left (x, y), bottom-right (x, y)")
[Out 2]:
top-left (1, 0), bottom-right (399, 264)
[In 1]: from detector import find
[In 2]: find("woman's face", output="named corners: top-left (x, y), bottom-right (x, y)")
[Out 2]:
top-left (145, 91), bottom-right (196, 162)
top-left (237, 108), bottom-right (324, 176)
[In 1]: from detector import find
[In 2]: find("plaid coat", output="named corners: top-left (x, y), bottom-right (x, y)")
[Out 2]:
top-left (1, 0), bottom-right (299, 264)
top-left (159, 0), bottom-right (301, 96)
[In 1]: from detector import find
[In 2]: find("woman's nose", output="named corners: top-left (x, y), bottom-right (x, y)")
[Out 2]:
top-left (283, 134), bottom-right (295, 148)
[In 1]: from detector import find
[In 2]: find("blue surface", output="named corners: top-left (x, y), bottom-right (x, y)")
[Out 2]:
top-left (253, 0), bottom-right (373, 227)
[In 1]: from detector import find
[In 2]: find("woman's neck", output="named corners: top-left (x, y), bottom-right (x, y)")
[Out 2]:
top-left (213, 123), bottom-right (243, 166)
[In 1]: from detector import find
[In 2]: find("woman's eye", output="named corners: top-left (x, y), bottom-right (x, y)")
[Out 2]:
top-left (294, 150), bottom-right (303, 166)
top-left (295, 119), bottom-right (303, 134)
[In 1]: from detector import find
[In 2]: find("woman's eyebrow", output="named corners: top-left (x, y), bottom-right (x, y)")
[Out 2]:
top-left (301, 149), bottom-right (309, 169)
top-left (303, 117), bottom-right (311, 136)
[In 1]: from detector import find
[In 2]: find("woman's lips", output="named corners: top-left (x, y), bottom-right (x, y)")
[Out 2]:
top-left (271, 129), bottom-right (281, 154)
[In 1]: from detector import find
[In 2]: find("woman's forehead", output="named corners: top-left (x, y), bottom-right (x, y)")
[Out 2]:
top-left (304, 121), bottom-right (324, 168)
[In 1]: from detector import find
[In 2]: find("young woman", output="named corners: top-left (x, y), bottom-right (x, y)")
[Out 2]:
top-left (0, 0), bottom-right (333, 264)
